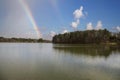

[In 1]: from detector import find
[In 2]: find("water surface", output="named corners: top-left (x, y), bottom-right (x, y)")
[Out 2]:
top-left (0, 43), bottom-right (120, 80)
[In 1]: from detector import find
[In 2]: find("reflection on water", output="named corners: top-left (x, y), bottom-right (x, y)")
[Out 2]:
top-left (53, 44), bottom-right (120, 57)
top-left (0, 43), bottom-right (120, 80)
top-left (53, 44), bottom-right (120, 68)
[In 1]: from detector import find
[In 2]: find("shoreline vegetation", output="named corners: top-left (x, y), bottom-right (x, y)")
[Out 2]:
top-left (52, 29), bottom-right (120, 45)
top-left (0, 29), bottom-right (120, 45)
top-left (0, 37), bottom-right (51, 43)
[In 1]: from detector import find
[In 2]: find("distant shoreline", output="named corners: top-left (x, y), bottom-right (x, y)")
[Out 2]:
top-left (0, 37), bottom-right (51, 43)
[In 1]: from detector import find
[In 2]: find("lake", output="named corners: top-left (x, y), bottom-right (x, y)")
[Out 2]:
top-left (0, 43), bottom-right (120, 80)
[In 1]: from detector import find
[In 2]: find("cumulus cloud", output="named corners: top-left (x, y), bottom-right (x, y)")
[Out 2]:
top-left (96, 21), bottom-right (103, 30)
top-left (73, 6), bottom-right (84, 19)
top-left (71, 6), bottom-right (84, 29)
top-left (86, 22), bottom-right (93, 30)
top-left (62, 30), bottom-right (68, 34)
top-left (71, 19), bottom-right (79, 28)
top-left (116, 26), bottom-right (120, 32)
top-left (50, 31), bottom-right (56, 37)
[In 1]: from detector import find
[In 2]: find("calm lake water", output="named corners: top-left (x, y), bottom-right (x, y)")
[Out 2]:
top-left (0, 43), bottom-right (120, 80)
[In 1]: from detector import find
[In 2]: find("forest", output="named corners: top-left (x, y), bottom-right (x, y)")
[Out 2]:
top-left (52, 29), bottom-right (120, 44)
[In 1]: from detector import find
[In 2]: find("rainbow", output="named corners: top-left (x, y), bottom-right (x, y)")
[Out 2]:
top-left (18, 0), bottom-right (42, 38)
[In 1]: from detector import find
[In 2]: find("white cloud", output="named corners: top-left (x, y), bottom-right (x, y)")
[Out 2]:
top-left (71, 19), bottom-right (79, 29)
top-left (96, 21), bottom-right (103, 30)
top-left (50, 31), bottom-right (56, 37)
top-left (73, 6), bottom-right (84, 19)
top-left (62, 30), bottom-right (68, 34)
top-left (86, 22), bottom-right (93, 30)
top-left (116, 26), bottom-right (120, 32)
top-left (71, 6), bottom-right (84, 29)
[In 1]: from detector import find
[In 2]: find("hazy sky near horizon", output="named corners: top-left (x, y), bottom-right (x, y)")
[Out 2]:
top-left (0, 0), bottom-right (120, 39)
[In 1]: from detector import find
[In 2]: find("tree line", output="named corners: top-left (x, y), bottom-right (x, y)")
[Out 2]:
top-left (52, 29), bottom-right (120, 44)
top-left (0, 37), bottom-right (51, 43)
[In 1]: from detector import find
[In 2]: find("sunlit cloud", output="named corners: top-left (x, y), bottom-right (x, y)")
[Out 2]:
top-left (62, 30), bottom-right (68, 34)
top-left (73, 6), bottom-right (84, 19)
top-left (86, 21), bottom-right (103, 30)
top-left (71, 6), bottom-right (84, 29)
top-left (96, 21), bottom-right (103, 30)
top-left (86, 22), bottom-right (93, 30)
top-left (116, 26), bottom-right (120, 32)
top-left (71, 19), bottom-right (80, 29)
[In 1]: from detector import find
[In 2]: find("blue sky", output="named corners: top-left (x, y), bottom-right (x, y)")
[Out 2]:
top-left (0, 0), bottom-right (120, 39)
